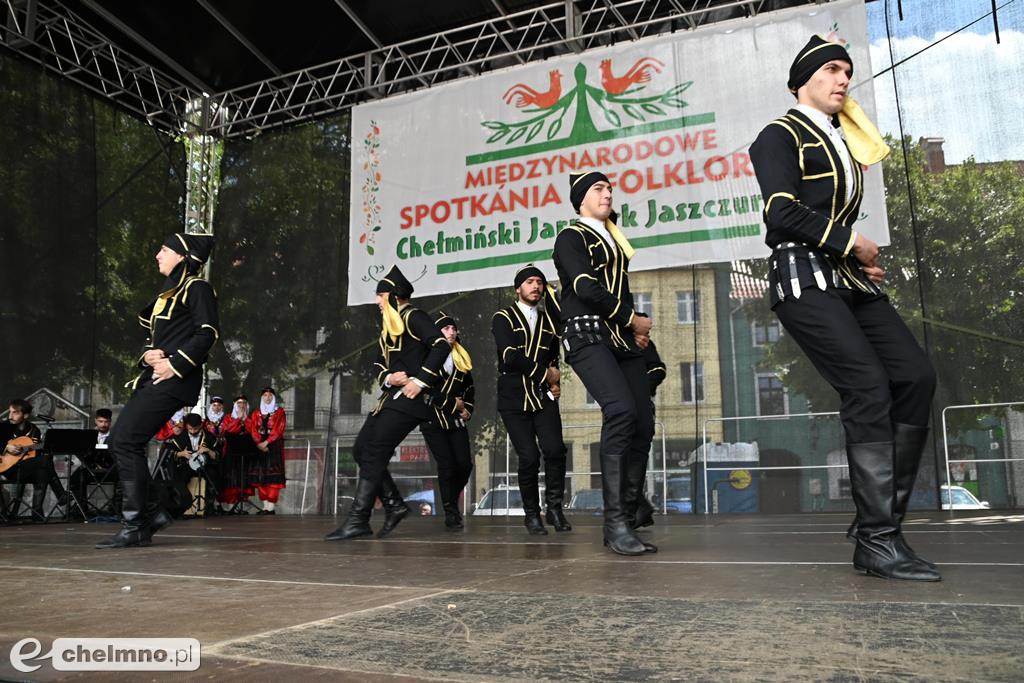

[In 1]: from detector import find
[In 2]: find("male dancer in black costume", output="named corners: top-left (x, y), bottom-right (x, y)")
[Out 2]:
top-left (326, 265), bottom-right (449, 540)
top-left (491, 266), bottom-right (570, 535)
top-left (97, 232), bottom-right (218, 549)
top-left (749, 35), bottom-right (938, 581)
top-left (551, 174), bottom-right (655, 555)
top-left (420, 311), bottom-right (475, 530)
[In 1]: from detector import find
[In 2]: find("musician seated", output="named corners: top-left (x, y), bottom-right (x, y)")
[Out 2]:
top-left (2, 399), bottom-right (67, 522)
top-left (67, 408), bottom-right (120, 519)
top-left (167, 413), bottom-right (220, 517)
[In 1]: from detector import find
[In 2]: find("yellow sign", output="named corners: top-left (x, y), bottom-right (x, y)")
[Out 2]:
top-left (730, 469), bottom-right (752, 490)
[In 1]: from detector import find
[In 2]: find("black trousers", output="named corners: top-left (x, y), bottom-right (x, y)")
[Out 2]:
top-left (420, 422), bottom-right (473, 506)
top-left (359, 406), bottom-right (423, 483)
top-left (566, 343), bottom-right (654, 459)
top-left (774, 288), bottom-right (936, 444)
top-left (108, 380), bottom-right (184, 505)
top-left (500, 402), bottom-right (566, 480)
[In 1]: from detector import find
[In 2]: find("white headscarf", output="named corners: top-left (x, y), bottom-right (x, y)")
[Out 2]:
top-left (259, 394), bottom-right (278, 416)
top-left (207, 404), bottom-right (225, 422)
top-left (170, 407), bottom-right (188, 424)
top-left (231, 401), bottom-right (248, 420)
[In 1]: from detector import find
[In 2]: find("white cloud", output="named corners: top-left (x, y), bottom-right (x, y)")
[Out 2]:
top-left (868, 29), bottom-right (1024, 163)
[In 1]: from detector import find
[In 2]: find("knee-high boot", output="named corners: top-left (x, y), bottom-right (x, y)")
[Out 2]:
top-left (543, 457), bottom-right (572, 532)
top-left (600, 453), bottom-right (646, 556)
top-left (847, 442), bottom-right (940, 581)
top-left (520, 467), bottom-right (547, 535)
top-left (95, 480), bottom-right (149, 548)
top-left (892, 423), bottom-right (936, 568)
top-left (376, 470), bottom-right (409, 538)
top-left (325, 478), bottom-right (376, 541)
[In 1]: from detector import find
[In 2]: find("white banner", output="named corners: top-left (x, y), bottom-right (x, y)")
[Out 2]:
top-left (348, 0), bottom-right (887, 304)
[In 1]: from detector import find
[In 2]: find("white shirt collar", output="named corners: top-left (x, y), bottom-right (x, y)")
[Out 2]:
top-left (578, 216), bottom-right (615, 248)
top-left (515, 299), bottom-right (538, 327)
top-left (794, 104), bottom-right (837, 135)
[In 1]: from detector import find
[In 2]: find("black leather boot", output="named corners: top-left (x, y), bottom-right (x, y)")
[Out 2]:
top-left (544, 457), bottom-right (572, 532)
top-left (325, 478), bottom-right (376, 541)
top-left (845, 425), bottom-right (936, 569)
top-left (376, 471), bottom-right (409, 538)
top-left (143, 484), bottom-right (174, 541)
top-left (601, 454), bottom-right (647, 556)
top-left (633, 495), bottom-right (655, 529)
top-left (438, 474), bottom-right (463, 530)
top-left (96, 481), bottom-right (149, 549)
top-left (622, 452), bottom-right (656, 551)
top-left (847, 442), bottom-right (940, 581)
top-left (892, 423), bottom-right (936, 569)
top-left (520, 473), bottom-right (547, 535)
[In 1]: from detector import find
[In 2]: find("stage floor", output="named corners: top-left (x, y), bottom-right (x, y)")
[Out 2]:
top-left (2, 510), bottom-right (1022, 681)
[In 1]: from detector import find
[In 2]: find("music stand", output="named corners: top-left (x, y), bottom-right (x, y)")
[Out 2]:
top-left (44, 429), bottom-right (97, 522)
top-left (223, 434), bottom-right (262, 514)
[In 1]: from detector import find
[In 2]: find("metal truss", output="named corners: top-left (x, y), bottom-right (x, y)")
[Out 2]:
top-left (1, 0), bottom-right (201, 136)
top-left (210, 0), bottom-right (817, 138)
top-left (183, 98), bottom-right (225, 234)
top-left (3, 0), bottom-right (822, 140)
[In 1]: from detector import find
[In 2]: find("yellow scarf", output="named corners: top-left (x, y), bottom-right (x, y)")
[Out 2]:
top-left (381, 298), bottom-right (405, 341)
top-left (838, 96), bottom-right (890, 166)
top-left (604, 217), bottom-right (635, 260)
top-left (451, 341), bottom-right (473, 372)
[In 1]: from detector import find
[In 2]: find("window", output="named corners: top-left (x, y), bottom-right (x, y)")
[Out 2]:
top-left (633, 292), bottom-right (653, 318)
top-left (752, 319), bottom-right (781, 346)
top-left (293, 377), bottom-right (316, 430)
top-left (680, 362), bottom-right (704, 404)
top-left (756, 373), bottom-right (788, 416)
top-left (676, 291), bottom-right (699, 323)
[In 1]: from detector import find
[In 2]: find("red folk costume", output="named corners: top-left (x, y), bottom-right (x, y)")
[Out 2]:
top-left (154, 407), bottom-right (188, 442)
top-left (218, 396), bottom-right (252, 505)
top-left (246, 387), bottom-right (287, 509)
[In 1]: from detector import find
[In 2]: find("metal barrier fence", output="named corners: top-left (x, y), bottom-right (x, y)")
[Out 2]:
top-left (942, 401), bottom-right (1024, 504)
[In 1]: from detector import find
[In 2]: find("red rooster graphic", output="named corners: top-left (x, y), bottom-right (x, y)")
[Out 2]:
top-left (502, 70), bottom-right (563, 109)
top-left (599, 57), bottom-right (665, 95)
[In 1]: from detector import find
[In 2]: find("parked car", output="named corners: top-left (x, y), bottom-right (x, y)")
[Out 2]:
top-left (472, 485), bottom-right (538, 516)
top-left (941, 485), bottom-right (990, 510)
top-left (568, 488), bottom-right (602, 511)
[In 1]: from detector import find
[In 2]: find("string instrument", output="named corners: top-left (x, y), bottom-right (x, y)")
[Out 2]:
top-left (0, 436), bottom-right (40, 474)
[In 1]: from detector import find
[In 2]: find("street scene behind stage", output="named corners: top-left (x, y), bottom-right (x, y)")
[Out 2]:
top-left (3, 2), bottom-right (1023, 562)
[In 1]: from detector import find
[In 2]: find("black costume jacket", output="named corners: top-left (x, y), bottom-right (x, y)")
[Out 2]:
top-left (749, 108), bottom-right (881, 307)
top-left (371, 304), bottom-right (450, 420)
top-left (492, 303), bottom-right (560, 413)
top-left (131, 270), bottom-right (220, 402)
top-left (430, 361), bottom-right (475, 430)
top-left (551, 220), bottom-right (639, 355)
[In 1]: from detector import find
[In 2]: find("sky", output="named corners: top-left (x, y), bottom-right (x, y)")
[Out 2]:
top-left (862, 0), bottom-right (1024, 163)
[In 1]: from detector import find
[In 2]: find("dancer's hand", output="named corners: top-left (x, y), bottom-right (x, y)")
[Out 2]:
top-left (630, 314), bottom-right (652, 336)
top-left (549, 383), bottom-right (561, 400)
top-left (634, 333), bottom-right (650, 350)
top-left (460, 408), bottom-right (471, 420)
top-left (862, 264), bottom-right (885, 284)
top-left (150, 358), bottom-right (175, 384)
top-left (852, 233), bottom-right (879, 267)
top-left (545, 366), bottom-right (560, 385)
top-left (143, 349), bottom-right (166, 366)
top-left (387, 371), bottom-right (409, 387)
top-left (402, 381), bottom-right (423, 399)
